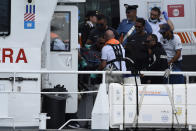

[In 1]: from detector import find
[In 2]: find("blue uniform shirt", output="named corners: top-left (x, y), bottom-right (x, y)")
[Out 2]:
top-left (117, 18), bottom-right (152, 46)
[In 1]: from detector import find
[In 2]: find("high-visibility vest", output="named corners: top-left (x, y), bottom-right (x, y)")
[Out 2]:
top-left (105, 38), bottom-right (120, 45)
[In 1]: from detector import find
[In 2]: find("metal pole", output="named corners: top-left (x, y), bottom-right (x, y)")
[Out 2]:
top-left (135, 75), bottom-right (139, 131)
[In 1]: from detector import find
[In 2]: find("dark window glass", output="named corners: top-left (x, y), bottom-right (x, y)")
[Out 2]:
top-left (0, 0), bottom-right (11, 36)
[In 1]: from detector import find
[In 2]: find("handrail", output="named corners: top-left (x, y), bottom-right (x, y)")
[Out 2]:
top-left (0, 70), bottom-right (195, 86)
top-left (0, 70), bottom-right (196, 76)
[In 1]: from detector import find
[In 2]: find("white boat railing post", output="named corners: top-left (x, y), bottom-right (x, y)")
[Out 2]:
top-left (35, 113), bottom-right (51, 130)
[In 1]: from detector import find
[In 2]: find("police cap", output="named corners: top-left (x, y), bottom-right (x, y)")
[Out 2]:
top-left (124, 4), bottom-right (138, 11)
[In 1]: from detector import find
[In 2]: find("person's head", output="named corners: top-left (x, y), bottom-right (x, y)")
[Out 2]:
top-left (104, 29), bottom-right (115, 41)
top-left (50, 25), bottom-right (60, 39)
top-left (149, 7), bottom-right (161, 22)
top-left (159, 24), bottom-right (173, 40)
top-left (135, 18), bottom-right (145, 34)
top-left (97, 14), bottom-right (107, 31)
top-left (86, 10), bottom-right (98, 24)
top-left (124, 4), bottom-right (138, 21)
top-left (146, 34), bottom-right (158, 47)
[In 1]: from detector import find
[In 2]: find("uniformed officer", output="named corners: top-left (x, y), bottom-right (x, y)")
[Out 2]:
top-left (159, 24), bottom-right (184, 84)
top-left (125, 18), bottom-right (149, 71)
top-left (79, 10), bottom-right (98, 47)
top-left (117, 4), bottom-right (152, 46)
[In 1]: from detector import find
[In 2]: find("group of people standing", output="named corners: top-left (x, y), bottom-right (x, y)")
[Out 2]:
top-left (79, 4), bottom-right (184, 84)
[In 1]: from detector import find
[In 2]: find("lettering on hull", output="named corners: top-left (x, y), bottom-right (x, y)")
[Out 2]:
top-left (0, 48), bottom-right (28, 63)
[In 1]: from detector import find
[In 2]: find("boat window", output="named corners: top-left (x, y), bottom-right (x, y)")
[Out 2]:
top-left (0, 0), bottom-right (11, 36)
top-left (50, 12), bottom-right (71, 52)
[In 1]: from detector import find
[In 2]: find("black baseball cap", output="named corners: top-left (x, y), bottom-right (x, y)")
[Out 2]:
top-left (159, 24), bottom-right (171, 33)
top-left (86, 10), bottom-right (99, 18)
top-left (124, 4), bottom-right (138, 11)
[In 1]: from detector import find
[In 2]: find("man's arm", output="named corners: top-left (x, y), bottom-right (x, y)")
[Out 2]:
top-left (168, 49), bottom-right (181, 65)
top-left (167, 19), bottom-right (174, 31)
top-left (162, 11), bottom-right (174, 31)
top-left (98, 46), bottom-right (108, 70)
top-left (145, 20), bottom-right (152, 34)
top-left (98, 60), bottom-right (107, 70)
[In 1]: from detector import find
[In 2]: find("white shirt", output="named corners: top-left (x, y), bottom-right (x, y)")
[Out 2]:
top-left (147, 19), bottom-right (166, 42)
top-left (86, 21), bottom-right (94, 28)
top-left (101, 44), bottom-right (126, 71)
top-left (160, 34), bottom-right (182, 62)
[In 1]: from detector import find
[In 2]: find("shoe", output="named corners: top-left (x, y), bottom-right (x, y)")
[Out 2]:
top-left (66, 121), bottom-right (81, 129)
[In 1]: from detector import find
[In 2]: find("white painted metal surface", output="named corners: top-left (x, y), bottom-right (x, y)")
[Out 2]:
top-left (108, 83), bottom-right (196, 129)
top-left (0, 0), bottom-right (58, 127)
top-left (109, 83), bottom-right (124, 128)
top-left (91, 83), bottom-right (109, 130)
top-left (45, 5), bottom-right (78, 113)
top-left (0, 84), bottom-right (8, 118)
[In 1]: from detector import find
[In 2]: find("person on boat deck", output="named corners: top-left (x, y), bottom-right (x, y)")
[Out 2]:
top-left (86, 14), bottom-right (119, 47)
top-left (125, 18), bottom-right (149, 72)
top-left (79, 10), bottom-right (98, 47)
top-left (98, 29), bottom-right (126, 71)
top-left (147, 7), bottom-right (174, 42)
top-left (98, 29), bottom-right (126, 83)
top-left (159, 23), bottom-right (184, 84)
top-left (146, 34), bottom-right (168, 84)
top-left (117, 4), bottom-right (152, 46)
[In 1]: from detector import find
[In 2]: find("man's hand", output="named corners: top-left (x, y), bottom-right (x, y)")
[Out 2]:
top-left (168, 50), bottom-right (181, 65)
top-left (168, 61), bottom-right (172, 66)
top-left (162, 11), bottom-right (169, 21)
top-left (98, 60), bottom-right (107, 70)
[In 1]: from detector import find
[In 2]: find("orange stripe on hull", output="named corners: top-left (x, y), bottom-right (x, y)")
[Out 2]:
top-left (176, 32), bottom-right (185, 43)
top-left (185, 32), bottom-right (191, 43)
